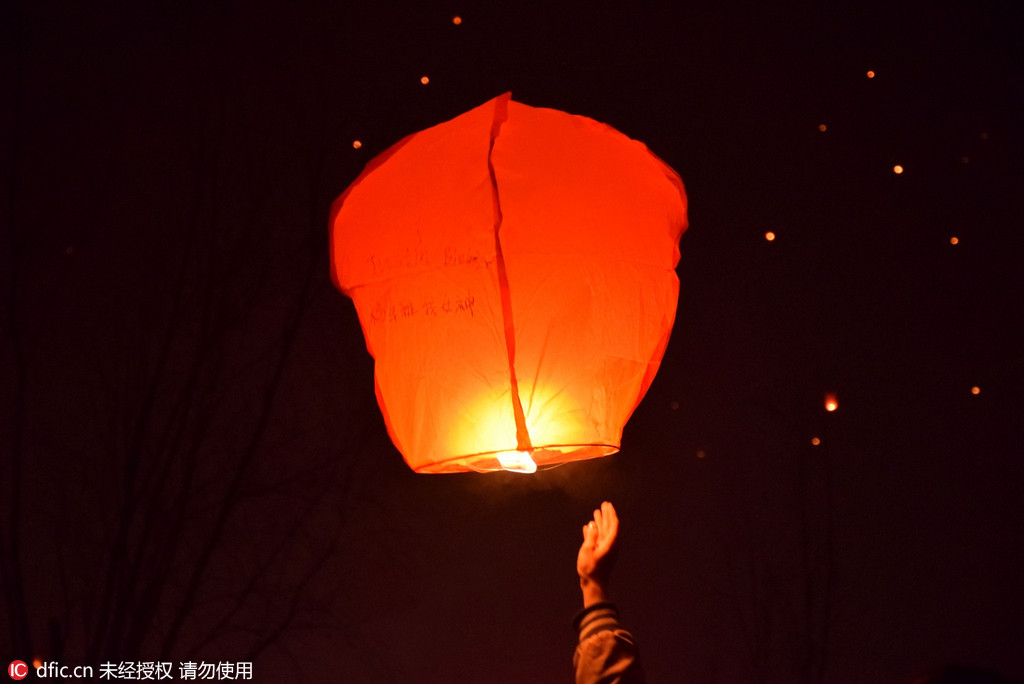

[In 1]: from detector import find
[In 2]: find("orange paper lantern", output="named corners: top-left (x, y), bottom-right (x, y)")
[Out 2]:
top-left (330, 93), bottom-right (687, 473)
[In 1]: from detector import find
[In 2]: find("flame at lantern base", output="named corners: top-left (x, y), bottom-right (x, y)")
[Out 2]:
top-left (413, 383), bottom-right (623, 473)
top-left (413, 444), bottom-right (620, 474)
top-left (496, 450), bottom-right (538, 474)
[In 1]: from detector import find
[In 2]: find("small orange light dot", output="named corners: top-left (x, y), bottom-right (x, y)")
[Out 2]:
top-left (420, 75), bottom-right (430, 85)
top-left (818, 124), bottom-right (827, 132)
top-left (866, 70), bottom-right (875, 78)
top-left (893, 164), bottom-right (904, 174)
top-left (696, 449), bottom-right (706, 459)
top-left (824, 394), bottom-right (838, 412)
top-left (352, 140), bottom-right (362, 149)
top-left (811, 437), bottom-right (821, 446)
top-left (33, 658), bottom-right (43, 669)
top-left (764, 231), bottom-right (776, 242)
top-left (452, 15), bottom-right (462, 25)
top-left (971, 386), bottom-right (980, 395)
top-left (950, 236), bottom-right (959, 245)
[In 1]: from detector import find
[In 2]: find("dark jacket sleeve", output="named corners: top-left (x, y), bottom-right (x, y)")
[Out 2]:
top-left (572, 602), bottom-right (646, 684)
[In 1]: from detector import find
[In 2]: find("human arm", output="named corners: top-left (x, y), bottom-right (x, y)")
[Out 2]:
top-left (572, 502), bottom-right (645, 684)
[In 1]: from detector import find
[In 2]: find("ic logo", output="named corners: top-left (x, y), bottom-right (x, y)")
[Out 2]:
top-left (7, 661), bottom-right (28, 680)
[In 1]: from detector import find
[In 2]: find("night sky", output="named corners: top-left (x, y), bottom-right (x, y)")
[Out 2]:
top-left (2, 1), bottom-right (1021, 682)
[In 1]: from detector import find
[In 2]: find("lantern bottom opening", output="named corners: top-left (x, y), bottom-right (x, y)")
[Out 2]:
top-left (413, 444), bottom-right (620, 474)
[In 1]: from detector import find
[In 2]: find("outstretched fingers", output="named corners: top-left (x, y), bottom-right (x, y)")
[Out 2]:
top-left (594, 502), bottom-right (618, 555)
top-left (601, 501), bottom-right (618, 540)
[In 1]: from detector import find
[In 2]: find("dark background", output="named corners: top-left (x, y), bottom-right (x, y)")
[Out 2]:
top-left (3, 1), bottom-right (1021, 682)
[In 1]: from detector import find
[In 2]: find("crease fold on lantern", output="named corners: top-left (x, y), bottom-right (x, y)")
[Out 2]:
top-left (486, 93), bottom-right (534, 455)
top-left (330, 92), bottom-right (687, 473)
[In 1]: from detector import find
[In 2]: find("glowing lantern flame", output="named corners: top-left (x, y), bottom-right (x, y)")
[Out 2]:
top-left (496, 451), bottom-right (538, 474)
top-left (330, 93), bottom-right (687, 473)
top-left (824, 394), bottom-right (838, 412)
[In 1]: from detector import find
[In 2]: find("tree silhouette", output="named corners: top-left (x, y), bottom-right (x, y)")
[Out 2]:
top-left (2, 4), bottom-right (385, 678)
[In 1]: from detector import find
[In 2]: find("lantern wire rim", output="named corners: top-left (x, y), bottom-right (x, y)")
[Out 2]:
top-left (413, 443), bottom-right (621, 474)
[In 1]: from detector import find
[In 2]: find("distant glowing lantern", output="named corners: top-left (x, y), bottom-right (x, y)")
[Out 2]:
top-left (330, 93), bottom-right (688, 473)
top-left (824, 394), bottom-right (838, 412)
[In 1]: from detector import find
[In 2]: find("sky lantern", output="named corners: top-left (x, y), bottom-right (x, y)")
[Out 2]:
top-left (330, 93), bottom-right (687, 473)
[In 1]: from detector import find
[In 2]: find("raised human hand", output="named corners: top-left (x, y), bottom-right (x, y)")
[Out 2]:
top-left (576, 501), bottom-right (619, 606)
